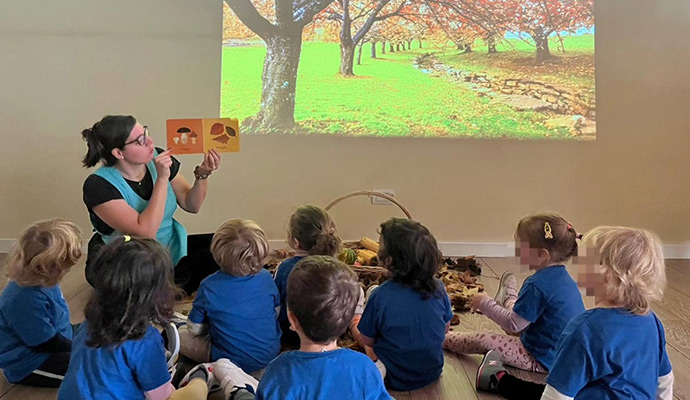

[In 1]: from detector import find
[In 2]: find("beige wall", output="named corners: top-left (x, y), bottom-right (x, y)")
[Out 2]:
top-left (1, 0), bottom-right (689, 247)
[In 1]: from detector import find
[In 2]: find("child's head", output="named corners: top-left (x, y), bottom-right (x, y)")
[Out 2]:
top-left (85, 237), bottom-right (175, 348)
top-left (378, 218), bottom-right (441, 298)
top-left (288, 205), bottom-right (341, 257)
top-left (211, 219), bottom-right (269, 276)
top-left (286, 255), bottom-right (360, 344)
top-left (7, 219), bottom-right (83, 287)
top-left (580, 226), bottom-right (665, 315)
top-left (515, 213), bottom-right (580, 268)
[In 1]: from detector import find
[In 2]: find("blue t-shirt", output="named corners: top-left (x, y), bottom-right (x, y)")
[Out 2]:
top-left (512, 265), bottom-right (584, 370)
top-left (273, 256), bottom-right (304, 332)
top-left (58, 323), bottom-right (170, 400)
top-left (547, 308), bottom-right (672, 399)
top-left (0, 281), bottom-right (72, 382)
top-left (358, 279), bottom-right (453, 391)
top-left (257, 348), bottom-right (391, 400)
top-left (188, 269), bottom-right (281, 372)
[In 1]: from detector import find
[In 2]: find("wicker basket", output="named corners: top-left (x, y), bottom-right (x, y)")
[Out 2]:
top-left (324, 190), bottom-right (413, 288)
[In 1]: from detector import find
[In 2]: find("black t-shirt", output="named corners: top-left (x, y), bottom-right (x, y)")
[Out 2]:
top-left (83, 148), bottom-right (181, 235)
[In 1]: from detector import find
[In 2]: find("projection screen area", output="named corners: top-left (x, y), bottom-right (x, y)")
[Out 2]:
top-left (220, 0), bottom-right (595, 140)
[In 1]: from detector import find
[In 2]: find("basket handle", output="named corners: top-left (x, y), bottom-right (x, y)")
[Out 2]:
top-left (324, 190), bottom-right (413, 219)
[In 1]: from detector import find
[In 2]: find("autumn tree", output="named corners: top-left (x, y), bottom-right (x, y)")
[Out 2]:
top-left (326, 0), bottom-right (411, 76)
top-left (225, 0), bottom-right (336, 131)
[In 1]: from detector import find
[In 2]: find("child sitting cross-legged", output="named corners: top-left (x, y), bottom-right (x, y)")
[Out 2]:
top-left (210, 255), bottom-right (391, 400)
top-left (180, 219), bottom-right (281, 375)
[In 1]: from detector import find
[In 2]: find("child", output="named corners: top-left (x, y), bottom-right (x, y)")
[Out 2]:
top-left (180, 219), bottom-right (281, 374)
top-left (358, 218), bottom-right (454, 391)
top-left (541, 226), bottom-right (673, 400)
top-left (273, 205), bottom-right (341, 346)
top-left (58, 237), bottom-right (217, 400)
top-left (211, 255), bottom-right (390, 400)
top-left (444, 213), bottom-right (585, 399)
top-left (0, 219), bottom-right (82, 387)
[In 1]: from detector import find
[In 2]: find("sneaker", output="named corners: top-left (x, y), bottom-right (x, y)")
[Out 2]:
top-left (476, 350), bottom-right (505, 392)
top-left (179, 362), bottom-right (220, 391)
top-left (494, 271), bottom-right (517, 308)
top-left (213, 358), bottom-right (259, 398)
top-left (162, 323), bottom-right (180, 376)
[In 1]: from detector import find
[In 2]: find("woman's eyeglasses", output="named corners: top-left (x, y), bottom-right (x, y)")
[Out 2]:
top-left (124, 126), bottom-right (149, 147)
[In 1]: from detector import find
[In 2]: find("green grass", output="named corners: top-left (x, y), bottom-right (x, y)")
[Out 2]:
top-left (220, 40), bottom-right (589, 138)
top-left (436, 34), bottom-right (595, 89)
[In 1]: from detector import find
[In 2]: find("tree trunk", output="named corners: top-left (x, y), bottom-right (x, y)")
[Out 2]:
top-left (254, 31), bottom-right (303, 130)
top-left (357, 42), bottom-right (363, 65)
top-left (339, 41), bottom-right (356, 76)
top-left (371, 41), bottom-right (377, 58)
top-left (381, 41), bottom-right (386, 54)
top-left (419, 39), bottom-right (422, 48)
top-left (396, 43), bottom-right (401, 51)
top-left (389, 42), bottom-right (395, 52)
top-left (407, 39), bottom-right (412, 49)
top-left (535, 35), bottom-right (551, 62)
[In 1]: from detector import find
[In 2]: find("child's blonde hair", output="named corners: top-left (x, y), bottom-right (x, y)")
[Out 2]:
top-left (7, 219), bottom-right (83, 287)
top-left (211, 219), bottom-right (269, 276)
top-left (584, 226), bottom-right (665, 315)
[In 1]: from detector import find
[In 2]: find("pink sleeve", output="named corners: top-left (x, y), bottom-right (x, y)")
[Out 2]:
top-left (144, 381), bottom-right (175, 400)
top-left (479, 297), bottom-right (530, 333)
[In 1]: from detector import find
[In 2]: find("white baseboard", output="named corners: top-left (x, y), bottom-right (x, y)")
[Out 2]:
top-left (2, 238), bottom-right (690, 259)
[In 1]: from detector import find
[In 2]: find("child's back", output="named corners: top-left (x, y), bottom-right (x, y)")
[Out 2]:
top-left (359, 279), bottom-right (451, 390)
top-left (58, 322), bottom-right (170, 400)
top-left (0, 281), bottom-right (72, 383)
top-left (190, 268), bottom-right (281, 372)
top-left (257, 348), bottom-right (388, 400)
top-left (514, 264), bottom-right (584, 369)
top-left (547, 308), bottom-right (671, 399)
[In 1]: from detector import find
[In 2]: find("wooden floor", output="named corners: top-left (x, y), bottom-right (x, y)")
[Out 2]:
top-left (1, 255), bottom-right (688, 399)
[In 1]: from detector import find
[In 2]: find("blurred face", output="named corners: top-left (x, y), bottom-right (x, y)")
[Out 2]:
top-left (516, 239), bottom-right (547, 269)
top-left (574, 247), bottom-right (606, 302)
top-left (120, 123), bottom-right (155, 163)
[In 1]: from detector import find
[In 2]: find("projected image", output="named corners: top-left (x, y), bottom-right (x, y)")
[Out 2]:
top-left (220, 0), bottom-right (595, 139)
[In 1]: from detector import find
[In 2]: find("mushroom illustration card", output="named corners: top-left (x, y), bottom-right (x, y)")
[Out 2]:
top-left (166, 118), bottom-right (239, 154)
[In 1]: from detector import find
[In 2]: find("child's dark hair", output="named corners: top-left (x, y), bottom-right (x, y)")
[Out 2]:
top-left (516, 213), bottom-right (580, 264)
top-left (378, 218), bottom-right (442, 299)
top-left (84, 237), bottom-right (175, 348)
top-left (287, 256), bottom-right (360, 343)
top-left (81, 115), bottom-right (136, 167)
top-left (288, 205), bottom-right (341, 257)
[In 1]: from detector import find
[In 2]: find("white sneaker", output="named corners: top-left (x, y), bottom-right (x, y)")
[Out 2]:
top-left (213, 358), bottom-right (259, 398)
top-left (494, 271), bottom-right (517, 308)
top-left (162, 323), bottom-right (180, 376)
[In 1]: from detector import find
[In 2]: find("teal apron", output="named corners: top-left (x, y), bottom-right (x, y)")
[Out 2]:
top-left (92, 154), bottom-right (187, 265)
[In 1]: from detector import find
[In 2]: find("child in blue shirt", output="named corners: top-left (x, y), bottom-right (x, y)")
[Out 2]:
top-left (180, 219), bottom-right (281, 374)
top-left (444, 213), bottom-right (585, 399)
top-left (0, 219), bottom-right (82, 387)
top-left (358, 218), bottom-right (454, 391)
top-left (211, 255), bottom-right (390, 400)
top-left (542, 226), bottom-right (673, 400)
top-left (273, 205), bottom-right (341, 347)
top-left (58, 237), bottom-right (218, 400)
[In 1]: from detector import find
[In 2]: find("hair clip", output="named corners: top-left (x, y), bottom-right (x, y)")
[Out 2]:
top-left (566, 223), bottom-right (573, 230)
top-left (123, 235), bottom-right (131, 242)
top-left (576, 233), bottom-right (583, 240)
top-left (544, 222), bottom-right (553, 239)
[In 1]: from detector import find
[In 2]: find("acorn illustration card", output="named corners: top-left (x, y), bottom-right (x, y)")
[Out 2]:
top-left (166, 118), bottom-right (239, 154)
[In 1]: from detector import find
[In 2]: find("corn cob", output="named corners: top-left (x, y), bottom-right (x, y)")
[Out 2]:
top-left (356, 249), bottom-right (378, 266)
top-left (359, 237), bottom-right (380, 253)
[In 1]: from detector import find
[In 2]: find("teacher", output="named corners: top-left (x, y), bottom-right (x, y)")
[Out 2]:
top-left (81, 115), bottom-right (221, 293)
